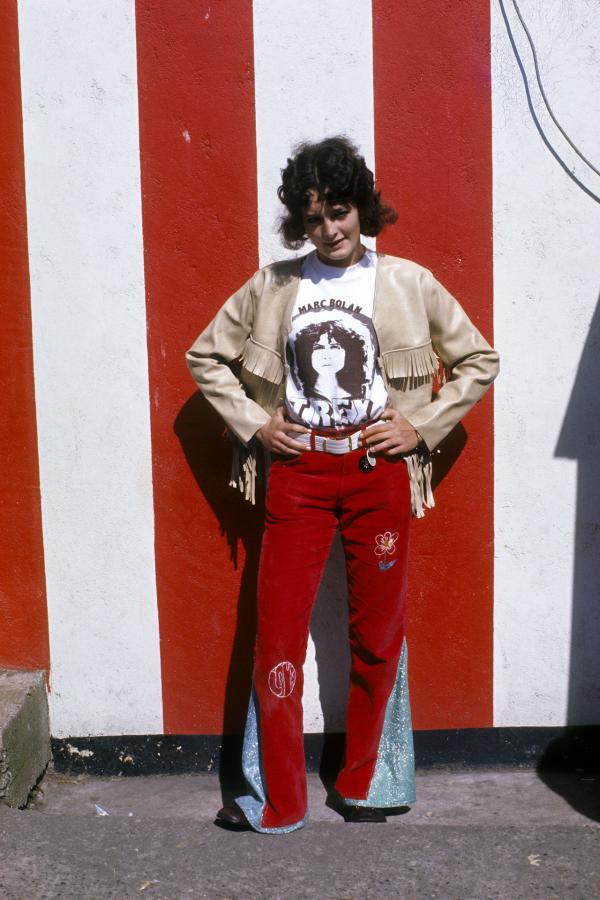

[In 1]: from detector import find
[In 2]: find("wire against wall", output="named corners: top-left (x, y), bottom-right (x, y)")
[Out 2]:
top-left (499, 0), bottom-right (600, 205)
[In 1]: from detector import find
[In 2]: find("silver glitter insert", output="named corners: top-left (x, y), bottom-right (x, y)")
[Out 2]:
top-left (343, 638), bottom-right (416, 807)
top-left (236, 686), bottom-right (308, 834)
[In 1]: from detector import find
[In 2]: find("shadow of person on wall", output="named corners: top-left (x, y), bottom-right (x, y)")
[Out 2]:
top-left (537, 291), bottom-right (600, 820)
top-left (175, 391), bottom-right (264, 801)
top-left (555, 292), bottom-right (600, 728)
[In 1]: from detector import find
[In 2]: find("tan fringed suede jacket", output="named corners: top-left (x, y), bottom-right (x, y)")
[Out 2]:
top-left (185, 252), bottom-right (499, 517)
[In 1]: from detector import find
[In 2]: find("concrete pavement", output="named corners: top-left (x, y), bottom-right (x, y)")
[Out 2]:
top-left (0, 768), bottom-right (598, 899)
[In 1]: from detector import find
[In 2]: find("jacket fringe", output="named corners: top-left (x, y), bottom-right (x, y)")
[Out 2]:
top-left (403, 449), bottom-right (435, 519)
top-left (228, 437), bottom-right (259, 505)
top-left (437, 357), bottom-right (449, 388)
top-left (240, 337), bottom-right (284, 384)
top-left (381, 342), bottom-right (440, 387)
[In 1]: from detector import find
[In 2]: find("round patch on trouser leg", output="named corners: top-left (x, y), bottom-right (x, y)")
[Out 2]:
top-left (268, 661), bottom-right (297, 698)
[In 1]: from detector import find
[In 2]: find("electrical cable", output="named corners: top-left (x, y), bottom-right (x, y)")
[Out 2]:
top-left (498, 0), bottom-right (600, 204)
top-left (511, 0), bottom-right (600, 177)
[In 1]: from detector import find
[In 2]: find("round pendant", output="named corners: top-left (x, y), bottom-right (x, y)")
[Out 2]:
top-left (359, 453), bottom-right (376, 472)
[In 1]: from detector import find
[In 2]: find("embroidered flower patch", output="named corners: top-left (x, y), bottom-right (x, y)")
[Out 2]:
top-left (374, 531), bottom-right (399, 571)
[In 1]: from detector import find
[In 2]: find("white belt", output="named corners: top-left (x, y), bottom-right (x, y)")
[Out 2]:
top-left (295, 425), bottom-right (380, 455)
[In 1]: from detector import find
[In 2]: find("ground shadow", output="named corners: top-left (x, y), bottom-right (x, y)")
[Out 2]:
top-left (536, 727), bottom-right (600, 823)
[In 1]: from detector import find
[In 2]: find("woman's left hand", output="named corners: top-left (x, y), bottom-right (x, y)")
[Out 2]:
top-left (360, 408), bottom-right (422, 456)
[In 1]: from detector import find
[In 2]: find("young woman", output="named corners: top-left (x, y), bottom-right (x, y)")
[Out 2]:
top-left (186, 136), bottom-right (499, 833)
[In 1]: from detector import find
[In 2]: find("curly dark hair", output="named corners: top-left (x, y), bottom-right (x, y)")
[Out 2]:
top-left (291, 321), bottom-right (368, 399)
top-left (277, 136), bottom-right (398, 249)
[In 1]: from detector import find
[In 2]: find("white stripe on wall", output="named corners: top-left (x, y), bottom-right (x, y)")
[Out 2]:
top-left (492, 0), bottom-right (600, 725)
top-left (253, 0), bottom-right (376, 269)
top-left (17, 0), bottom-right (163, 736)
top-left (252, 0), bottom-right (375, 730)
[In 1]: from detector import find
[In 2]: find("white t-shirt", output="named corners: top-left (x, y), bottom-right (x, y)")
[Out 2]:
top-left (285, 249), bottom-right (388, 429)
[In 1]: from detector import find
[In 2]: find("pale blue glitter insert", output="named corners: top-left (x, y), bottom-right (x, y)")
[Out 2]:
top-left (343, 638), bottom-right (416, 807)
top-left (235, 687), bottom-right (308, 834)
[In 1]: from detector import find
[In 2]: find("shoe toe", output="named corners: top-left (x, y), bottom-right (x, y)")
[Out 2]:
top-left (215, 804), bottom-right (252, 831)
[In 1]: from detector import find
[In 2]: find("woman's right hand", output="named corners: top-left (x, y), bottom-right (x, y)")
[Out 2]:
top-left (255, 407), bottom-right (309, 456)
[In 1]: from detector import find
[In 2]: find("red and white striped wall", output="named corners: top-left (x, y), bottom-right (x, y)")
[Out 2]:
top-left (2, 0), bottom-right (599, 740)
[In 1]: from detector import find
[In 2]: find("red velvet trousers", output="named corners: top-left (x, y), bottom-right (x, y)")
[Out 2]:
top-left (252, 447), bottom-right (412, 830)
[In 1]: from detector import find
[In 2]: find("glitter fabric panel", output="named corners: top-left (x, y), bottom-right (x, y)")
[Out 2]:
top-left (235, 686), bottom-right (308, 834)
top-left (343, 639), bottom-right (416, 807)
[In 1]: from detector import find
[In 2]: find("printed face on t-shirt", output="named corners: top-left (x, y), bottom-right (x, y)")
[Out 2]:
top-left (311, 332), bottom-right (345, 376)
top-left (293, 320), bottom-right (368, 401)
top-left (285, 249), bottom-right (388, 430)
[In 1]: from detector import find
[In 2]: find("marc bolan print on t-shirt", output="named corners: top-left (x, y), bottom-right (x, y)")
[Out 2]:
top-left (285, 249), bottom-right (388, 430)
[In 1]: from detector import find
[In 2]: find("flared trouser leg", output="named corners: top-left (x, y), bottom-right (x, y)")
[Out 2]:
top-left (237, 453), bottom-right (338, 832)
top-left (334, 454), bottom-right (415, 805)
top-left (236, 450), bottom-right (415, 832)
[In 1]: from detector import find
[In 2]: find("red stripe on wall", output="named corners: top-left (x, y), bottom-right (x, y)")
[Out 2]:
top-left (0, 2), bottom-right (50, 672)
top-left (373, 0), bottom-right (494, 727)
top-left (135, 1), bottom-right (259, 733)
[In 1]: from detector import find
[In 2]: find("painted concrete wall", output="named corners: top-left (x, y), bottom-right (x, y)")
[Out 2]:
top-left (493, 0), bottom-right (600, 725)
top-left (1, 0), bottom-right (598, 738)
top-left (17, 0), bottom-right (163, 736)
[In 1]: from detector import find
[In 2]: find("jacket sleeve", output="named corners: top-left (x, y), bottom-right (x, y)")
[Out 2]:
top-left (185, 274), bottom-right (272, 445)
top-left (405, 271), bottom-right (499, 450)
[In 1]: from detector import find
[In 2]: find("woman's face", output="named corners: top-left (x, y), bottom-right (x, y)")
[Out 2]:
top-left (302, 189), bottom-right (363, 267)
top-left (311, 332), bottom-right (345, 375)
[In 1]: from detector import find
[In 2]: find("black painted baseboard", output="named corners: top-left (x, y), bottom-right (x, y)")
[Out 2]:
top-left (51, 726), bottom-right (600, 777)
